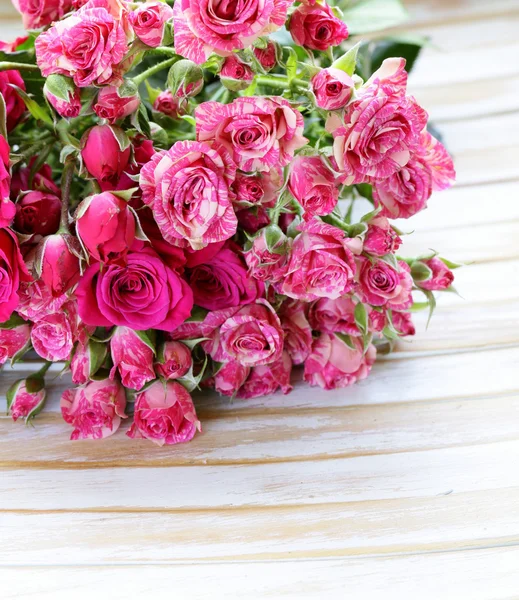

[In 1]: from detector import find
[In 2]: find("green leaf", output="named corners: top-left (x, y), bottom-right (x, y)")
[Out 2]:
top-left (439, 257), bottom-right (464, 270)
top-left (0, 94), bottom-right (6, 139)
top-left (180, 114), bottom-right (196, 127)
top-left (145, 80), bottom-right (161, 105)
top-left (10, 85), bottom-right (53, 126)
top-left (0, 313), bottom-right (27, 330)
top-left (356, 183), bottom-right (374, 202)
top-left (285, 46), bottom-right (298, 81)
top-left (0, 49), bottom-right (36, 65)
top-left (134, 329), bottom-right (157, 354)
top-left (111, 187), bottom-right (138, 202)
top-left (44, 74), bottom-right (75, 102)
top-left (354, 302), bottom-right (368, 335)
top-left (342, 0), bottom-right (408, 35)
top-left (6, 380), bottom-right (22, 411)
top-left (117, 80), bottom-right (138, 98)
top-left (87, 340), bottom-right (108, 378)
top-left (331, 42), bottom-right (361, 76)
top-left (335, 332), bottom-right (356, 350)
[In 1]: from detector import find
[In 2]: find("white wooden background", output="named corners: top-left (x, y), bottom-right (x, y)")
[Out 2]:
top-left (1, 0), bottom-right (519, 597)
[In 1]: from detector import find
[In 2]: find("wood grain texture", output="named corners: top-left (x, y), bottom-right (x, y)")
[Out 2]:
top-left (1, 0), bottom-right (518, 596)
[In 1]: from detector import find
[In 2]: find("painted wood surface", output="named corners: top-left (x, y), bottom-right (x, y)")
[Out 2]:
top-left (1, 0), bottom-right (518, 598)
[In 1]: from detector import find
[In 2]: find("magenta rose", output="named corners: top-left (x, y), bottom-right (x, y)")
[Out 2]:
top-left (308, 296), bottom-right (360, 336)
top-left (279, 300), bottom-right (313, 365)
top-left (61, 378), bottom-right (127, 440)
top-left (330, 58), bottom-right (427, 185)
top-left (289, 155), bottom-right (339, 218)
top-left (14, 191), bottom-right (61, 237)
top-left (37, 233), bottom-right (81, 297)
top-left (75, 192), bottom-right (136, 263)
top-left (81, 125), bottom-right (131, 189)
top-left (127, 380), bottom-right (201, 446)
top-left (196, 96), bottom-right (307, 172)
top-left (363, 216), bottom-right (402, 256)
top-left (155, 340), bottom-right (192, 380)
top-left (214, 360), bottom-right (250, 397)
top-left (45, 84), bottom-right (82, 119)
top-left (418, 257), bottom-right (454, 291)
top-left (70, 339), bottom-right (108, 385)
top-left (244, 224), bottom-right (290, 283)
top-left (76, 246), bottom-right (193, 331)
top-left (0, 135), bottom-right (15, 228)
top-left (288, 2), bottom-right (348, 51)
top-left (8, 378), bottom-right (46, 423)
top-left (0, 228), bottom-right (32, 322)
top-left (282, 219), bottom-right (356, 301)
top-left (392, 310), bottom-right (416, 337)
top-left (238, 350), bottom-right (292, 399)
top-left (304, 333), bottom-right (376, 390)
top-left (253, 41), bottom-right (277, 72)
top-left (0, 70), bottom-right (26, 132)
top-left (220, 55), bottom-right (254, 91)
top-left (358, 257), bottom-right (413, 310)
top-left (109, 327), bottom-right (156, 390)
top-left (12, 0), bottom-right (74, 30)
top-left (140, 140), bottom-right (237, 250)
top-left (35, 0), bottom-right (129, 87)
top-left (173, 0), bottom-right (291, 64)
top-left (312, 67), bottom-right (354, 110)
top-left (93, 86), bottom-right (140, 123)
top-left (0, 323), bottom-right (31, 365)
top-left (129, 1), bottom-right (173, 48)
top-left (187, 245), bottom-right (263, 311)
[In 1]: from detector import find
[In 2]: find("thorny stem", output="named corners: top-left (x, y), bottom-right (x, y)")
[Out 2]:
top-left (133, 57), bottom-right (178, 85)
top-left (0, 61), bottom-right (39, 72)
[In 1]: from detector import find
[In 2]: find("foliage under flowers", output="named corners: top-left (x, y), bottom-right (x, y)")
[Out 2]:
top-left (1, 0), bottom-right (457, 444)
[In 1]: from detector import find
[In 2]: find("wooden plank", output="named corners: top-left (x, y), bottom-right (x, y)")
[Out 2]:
top-left (404, 0), bottom-right (519, 28)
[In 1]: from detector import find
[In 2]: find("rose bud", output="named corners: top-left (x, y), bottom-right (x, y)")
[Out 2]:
top-left (10, 159), bottom-right (60, 199)
top-left (153, 90), bottom-right (187, 118)
top-left (93, 85), bottom-right (140, 123)
top-left (312, 67), bottom-right (354, 110)
top-left (167, 59), bottom-right (204, 98)
top-left (219, 55), bottom-right (254, 91)
top-left (155, 340), bottom-right (192, 380)
top-left (279, 300), bottom-right (313, 365)
top-left (0, 135), bottom-right (15, 228)
top-left (7, 376), bottom-right (47, 423)
top-left (127, 380), bottom-right (201, 446)
top-left (236, 206), bottom-right (271, 234)
top-left (81, 125), bottom-right (131, 188)
top-left (70, 339), bottom-right (108, 385)
top-left (288, 2), bottom-right (349, 52)
top-left (75, 192), bottom-right (136, 263)
top-left (36, 233), bottom-right (81, 297)
top-left (238, 351), bottom-right (293, 399)
top-left (0, 228), bottom-right (32, 322)
top-left (44, 74), bottom-right (82, 118)
top-left (244, 224), bottom-right (290, 283)
top-left (61, 378), bottom-right (127, 440)
top-left (129, 1), bottom-right (174, 47)
top-left (392, 311), bottom-right (416, 337)
top-left (363, 216), bottom-right (402, 257)
top-left (14, 191), bottom-right (61, 237)
top-left (109, 327), bottom-right (156, 391)
top-left (253, 40), bottom-right (278, 72)
top-left (0, 69), bottom-right (26, 132)
top-left (12, 0), bottom-right (74, 30)
top-left (0, 321), bottom-right (31, 366)
top-left (304, 333), bottom-right (376, 390)
top-left (288, 155), bottom-right (339, 218)
top-left (214, 361), bottom-right (250, 397)
top-left (416, 257), bottom-right (455, 291)
top-left (31, 301), bottom-right (77, 361)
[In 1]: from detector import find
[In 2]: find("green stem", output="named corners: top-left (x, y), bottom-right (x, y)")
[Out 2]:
top-left (0, 61), bottom-right (39, 72)
top-left (133, 57), bottom-right (178, 86)
top-left (145, 46), bottom-right (178, 57)
top-left (59, 159), bottom-right (75, 233)
top-left (33, 361), bottom-right (52, 379)
top-left (255, 74), bottom-right (308, 91)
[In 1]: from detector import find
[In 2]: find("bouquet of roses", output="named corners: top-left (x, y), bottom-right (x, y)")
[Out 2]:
top-left (1, 0), bottom-right (457, 445)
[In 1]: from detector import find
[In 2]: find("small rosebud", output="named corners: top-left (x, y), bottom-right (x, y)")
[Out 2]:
top-left (109, 327), bottom-right (156, 390)
top-left (0, 319), bottom-right (31, 365)
top-left (155, 340), bottom-right (192, 380)
top-left (253, 40), bottom-right (278, 72)
top-left (71, 339), bottom-right (108, 385)
top-left (129, 1), bottom-right (174, 48)
top-left (44, 74), bottom-right (82, 118)
top-left (93, 85), bottom-right (140, 123)
top-left (214, 361), bottom-right (250, 397)
top-left (417, 257), bottom-right (455, 291)
top-left (167, 59), bottom-right (204, 98)
top-left (35, 233), bottom-right (81, 297)
top-left (363, 216), bottom-right (402, 257)
top-left (81, 125), bottom-right (131, 188)
top-left (312, 67), bottom-right (354, 111)
top-left (14, 191), bottom-right (61, 237)
top-left (7, 368), bottom-right (48, 422)
top-left (244, 224), bottom-right (290, 282)
top-left (219, 55), bottom-right (254, 91)
top-left (153, 91), bottom-right (187, 118)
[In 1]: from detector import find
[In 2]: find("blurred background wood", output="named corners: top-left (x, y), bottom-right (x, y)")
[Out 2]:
top-left (1, 0), bottom-right (519, 597)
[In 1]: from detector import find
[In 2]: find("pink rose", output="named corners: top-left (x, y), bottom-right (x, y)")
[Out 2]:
top-left (237, 350), bottom-right (292, 399)
top-left (35, 0), bottom-right (129, 87)
top-left (16, 280), bottom-right (67, 322)
top-left (244, 224), bottom-right (290, 283)
top-left (75, 192), bottom-right (136, 263)
top-left (418, 131), bottom-right (456, 192)
top-left (81, 125), bottom-right (131, 189)
top-left (129, 1), bottom-right (173, 48)
top-left (31, 301), bottom-right (77, 361)
top-left (279, 300), bottom-right (312, 365)
top-left (304, 333), bottom-right (376, 390)
top-left (0, 70), bottom-right (26, 132)
top-left (392, 310), bottom-right (415, 336)
top-left (45, 85), bottom-right (82, 119)
top-left (196, 96), bottom-right (307, 172)
top-left (308, 296), bottom-right (360, 335)
top-left (0, 323), bottom-right (31, 365)
top-left (418, 257), bottom-right (454, 291)
top-left (253, 41), bottom-right (277, 72)
top-left (282, 219), bottom-right (356, 301)
top-left (214, 360), bottom-right (250, 397)
top-left (93, 86), bottom-right (140, 123)
top-left (330, 58), bottom-right (427, 185)
top-left (155, 340), bottom-right (192, 380)
top-left (127, 380), bottom-right (201, 445)
top-left (288, 155), bottom-right (339, 218)
top-left (140, 140), bottom-right (237, 250)
top-left (204, 300), bottom-right (284, 367)
top-left (0, 37), bottom-right (29, 53)
top-left (8, 378), bottom-right (46, 422)
top-left (358, 257), bottom-right (413, 310)
top-left (187, 245), bottom-right (263, 311)
top-left (61, 377), bottom-right (127, 440)
top-left (70, 339), bottom-right (108, 385)
top-left (220, 55), bottom-right (254, 91)
top-left (152, 90), bottom-right (187, 118)
top-left (288, 2), bottom-right (348, 51)
top-left (0, 228), bottom-right (32, 322)
top-left (109, 327), bottom-right (155, 390)
top-left (37, 233), bottom-right (81, 297)
top-left (76, 247), bottom-right (193, 331)
top-left (363, 216), bottom-right (402, 256)
top-left (173, 0), bottom-right (290, 64)
top-left (312, 67), bottom-right (354, 110)
top-left (12, 0), bottom-right (74, 30)
top-left (232, 169), bottom-right (282, 209)
top-left (14, 191), bottom-right (61, 237)
top-left (0, 135), bottom-right (15, 228)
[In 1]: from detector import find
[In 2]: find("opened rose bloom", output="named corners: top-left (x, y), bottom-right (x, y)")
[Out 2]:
top-left (127, 380), bottom-right (201, 446)
top-left (308, 296), bottom-right (360, 336)
top-left (0, 228), bottom-right (32, 322)
top-left (238, 350), bottom-right (293, 399)
top-left (12, 0), bottom-right (74, 30)
top-left (31, 302), bottom-right (77, 361)
top-left (288, 2), bottom-right (348, 51)
top-left (357, 257), bottom-right (413, 310)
